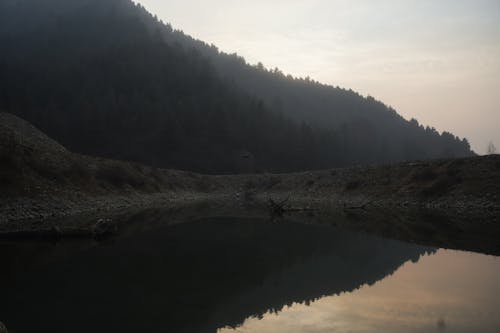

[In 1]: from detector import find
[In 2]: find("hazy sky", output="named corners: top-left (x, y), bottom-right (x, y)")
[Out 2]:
top-left (136, 0), bottom-right (500, 153)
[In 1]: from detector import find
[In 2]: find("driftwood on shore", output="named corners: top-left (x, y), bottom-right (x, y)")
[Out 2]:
top-left (343, 201), bottom-right (373, 210)
top-left (268, 198), bottom-right (288, 216)
top-left (268, 197), bottom-right (316, 217)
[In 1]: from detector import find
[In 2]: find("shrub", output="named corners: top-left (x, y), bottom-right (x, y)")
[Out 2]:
top-left (95, 164), bottom-right (144, 189)
top-left (264, 175), bottom-right (281, 189)
top-left (412, 168), bottom-right (438, 182)
top-left (421, 176), bottom-right (461, 197)
top-left (344, 180), bottom-right (361, 191)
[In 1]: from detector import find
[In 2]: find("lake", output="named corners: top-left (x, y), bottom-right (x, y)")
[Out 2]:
top-left (0, 215), bottom-right (499, 333)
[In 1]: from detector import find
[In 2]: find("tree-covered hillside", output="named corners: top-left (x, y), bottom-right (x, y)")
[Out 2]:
top-left (0, 0), bottom-right (473, 173)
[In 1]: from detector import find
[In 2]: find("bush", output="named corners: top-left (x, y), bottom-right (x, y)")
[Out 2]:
top-left (63, 161), bottom-right (92, 184)
top-left (264, 175), bottom-right (281, 189)
top-left (421, 176), bottom-right (461, 197)
top-left (344, 180), bottom-right (361, 191)
top-left (412, 168), bottom-right (438, 182)
top-left (95, 164), bottom-right (144, 189)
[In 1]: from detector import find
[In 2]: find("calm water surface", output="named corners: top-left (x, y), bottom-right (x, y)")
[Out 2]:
top-left (219, 249), bottom-right (500, 333)
top-left (0, 216), bottom-right (499, 333)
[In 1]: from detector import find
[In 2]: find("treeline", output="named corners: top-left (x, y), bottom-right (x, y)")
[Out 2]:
top-left (0, 0), bottom-right (473, 173)
top-left (151, 6), bottom-right (474, 162)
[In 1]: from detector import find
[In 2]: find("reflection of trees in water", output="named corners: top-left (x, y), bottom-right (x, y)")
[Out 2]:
top-left (0, 217), bottom-right (434, 333)
top-left (205, 219), bottom-right (435, 331)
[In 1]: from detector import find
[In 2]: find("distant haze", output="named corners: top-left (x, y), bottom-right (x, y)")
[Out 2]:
top-left (136, 0), bottom-right (500, 154)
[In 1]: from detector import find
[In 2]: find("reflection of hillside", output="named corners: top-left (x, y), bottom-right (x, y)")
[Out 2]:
top-left (0, 217), bottom-right (433, 333)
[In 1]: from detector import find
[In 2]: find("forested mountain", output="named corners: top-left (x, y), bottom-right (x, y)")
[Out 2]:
top-left (0, 0), bottom-right (473, 174)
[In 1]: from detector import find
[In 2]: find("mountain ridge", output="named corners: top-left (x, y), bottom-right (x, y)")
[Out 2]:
top-left (136, 3), bottom-right (474, 155)
top-left (0, 0), bottom-right (473, 174)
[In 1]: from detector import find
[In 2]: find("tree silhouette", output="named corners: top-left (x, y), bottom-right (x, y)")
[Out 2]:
top-left (487, 141), bottom-right (497, 155)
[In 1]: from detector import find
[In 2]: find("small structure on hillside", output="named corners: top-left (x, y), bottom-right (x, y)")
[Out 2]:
top-left (235, 150), bottom-right (255, 174)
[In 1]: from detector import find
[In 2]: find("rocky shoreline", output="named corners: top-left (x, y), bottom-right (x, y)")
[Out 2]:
top-left (1, 171), bottom-right (498, 240)
top-left (1, 113), bottom-right (499, 250)
top-left (0, 190), bottom-right (229, 236)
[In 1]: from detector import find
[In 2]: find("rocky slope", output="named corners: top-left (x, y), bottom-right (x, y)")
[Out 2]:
top-left (0, 112), bottom-right (499, 251)
top-left (0, 112), bottom-right (219, 229)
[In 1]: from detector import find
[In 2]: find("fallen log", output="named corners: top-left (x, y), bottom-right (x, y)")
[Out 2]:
top-left (343, 201), bottom-right (373, 210)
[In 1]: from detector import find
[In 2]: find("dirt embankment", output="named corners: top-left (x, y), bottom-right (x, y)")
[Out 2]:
top-left (236, 155), bottom-right (500, 216)
top-left (0, 112), bottom-right (224, 230)
top-left (1, 112), bottom-right (499, 239)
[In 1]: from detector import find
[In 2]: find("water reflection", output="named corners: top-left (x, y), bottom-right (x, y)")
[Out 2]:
top-left (219, 250), bottom-right (500, 333)
top-left (0, 215), bottom-right (498, 333)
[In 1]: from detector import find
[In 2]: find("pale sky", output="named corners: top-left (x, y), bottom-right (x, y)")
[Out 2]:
top-left (136, 0), bottom-right (500, 154)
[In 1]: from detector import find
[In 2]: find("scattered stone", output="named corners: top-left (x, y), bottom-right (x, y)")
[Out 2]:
top-left (49, 226), bottom-right (63, 240)
top-left (92, 218), bottom-right (117, 239)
